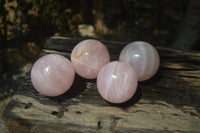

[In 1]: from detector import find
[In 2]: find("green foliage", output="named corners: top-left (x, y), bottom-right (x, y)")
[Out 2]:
top-left (32, 0), bottom-right (66, 27)
top-left (0, 0), bottom-right (188, 46)
top-left (0, 0), bottom-right (14, 40)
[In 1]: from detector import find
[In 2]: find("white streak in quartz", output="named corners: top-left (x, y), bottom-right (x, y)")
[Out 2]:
top-left (119, 41), bottom-right (160, 81)
top-left (97, 61), bottom-right (138, 103)
top-left (112, 74), bottom-right (117, 79)
top-left (45, 66), bottom-right (51, 73)
top-left (140, 45), bottom-right (147, 80)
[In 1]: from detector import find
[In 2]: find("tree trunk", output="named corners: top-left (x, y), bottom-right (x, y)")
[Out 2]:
top-left (172, 0), bottom-right (200, 51)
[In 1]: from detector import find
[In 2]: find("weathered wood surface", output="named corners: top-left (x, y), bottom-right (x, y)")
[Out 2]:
top-left (3, 36), bottom-right (200, 133)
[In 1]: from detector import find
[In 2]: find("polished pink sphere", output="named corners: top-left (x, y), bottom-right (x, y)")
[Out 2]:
top-left (71, 39), bottom-right (110, 79)
top-left (31, 54), bottom-right (75, 97)
top-left (97, 61), bottom-right (138, 103)
top-left (119, 41), bottom-right (160, 81)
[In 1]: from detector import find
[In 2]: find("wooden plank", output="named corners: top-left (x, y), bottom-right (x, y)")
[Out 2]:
top-left (3, 36), bottom-right (200, 133)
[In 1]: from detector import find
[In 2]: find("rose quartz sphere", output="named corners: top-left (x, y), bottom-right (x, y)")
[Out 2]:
top-left (31, 54), bottom-right (75, 97)
top-left (97, 61), bottom-right (138, 103)
top-left (71, 39), bottom-right (110, 79)
top-left (119, 41), bottom-right (160, 81)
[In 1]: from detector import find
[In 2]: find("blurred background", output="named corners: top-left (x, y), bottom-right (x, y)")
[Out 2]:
top-left (0, 0), bottom-right (200, 110)
top-left (0, 0), bottom-right (200, 75)
top-left (0, 1), bottom-right (200, 130)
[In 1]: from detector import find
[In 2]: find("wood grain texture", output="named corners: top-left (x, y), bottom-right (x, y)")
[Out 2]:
top-left (3, 36), bottom-right (200, 133)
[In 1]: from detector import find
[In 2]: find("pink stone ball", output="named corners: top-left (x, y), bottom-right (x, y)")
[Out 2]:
top-left (31, 54), bottom-right (75, 97)
top-left (97, 61), bottom-right (138, 104)
top-left (71, 39), bottom-right (110, 79)
top-left (119, 41), bottom-right (160, 81)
